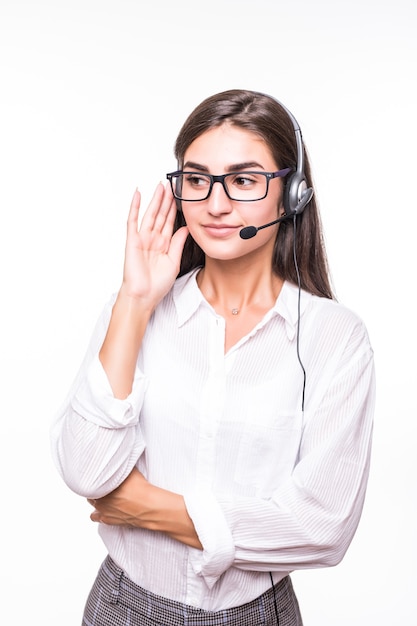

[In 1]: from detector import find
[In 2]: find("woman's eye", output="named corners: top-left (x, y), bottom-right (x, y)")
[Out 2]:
top-left (186, 175), bottom-right (209, 187)
top-left (234, 175), bottom-right (256, 187)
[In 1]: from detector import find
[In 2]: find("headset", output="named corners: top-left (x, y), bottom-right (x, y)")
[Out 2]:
top-left (277, 98), bottom-right (314, 218)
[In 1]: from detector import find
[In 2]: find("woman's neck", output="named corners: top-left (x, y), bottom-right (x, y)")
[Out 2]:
top-left (197, 257), bottom-right (283, 319)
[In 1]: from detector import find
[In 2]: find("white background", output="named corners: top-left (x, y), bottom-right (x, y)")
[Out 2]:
top-left (0, 0), bottom-right (416, 624)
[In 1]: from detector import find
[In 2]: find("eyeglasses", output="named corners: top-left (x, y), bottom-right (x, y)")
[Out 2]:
top-left (166, 168), bottom-right (291, 202)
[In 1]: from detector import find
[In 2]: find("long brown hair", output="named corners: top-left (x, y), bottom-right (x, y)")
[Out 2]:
top-left (172, 89), bottom-right (335, 300)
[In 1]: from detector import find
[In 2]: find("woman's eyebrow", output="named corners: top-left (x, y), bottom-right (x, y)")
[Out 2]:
top-left (182, 161), bottom-right (209, 172)
top-left (182, 160), bottom-right (265, 172)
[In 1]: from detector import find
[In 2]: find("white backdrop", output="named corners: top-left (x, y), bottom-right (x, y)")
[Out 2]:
top-left (1, 0), bottom-right (415, 624)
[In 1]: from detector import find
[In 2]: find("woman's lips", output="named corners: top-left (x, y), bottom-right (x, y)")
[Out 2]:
top-left (202, 224), bottom-right (240, 237)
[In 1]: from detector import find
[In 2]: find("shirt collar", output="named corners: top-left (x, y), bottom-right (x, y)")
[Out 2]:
top-left (173, 269), bottom-right (206, 327)
top-left (173, 269), bottom-right (312, 340)
top-left (272, 281), bottom-right (312, 340)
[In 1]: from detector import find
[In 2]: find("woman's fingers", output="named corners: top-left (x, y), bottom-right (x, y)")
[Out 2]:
top-left (162, 194), bottom-right (180, 236)
top-left (169, 225), bottom-right (189, 264)
top-left (120, 183), bottom-right (186, 301)
top-left (126, 188), bottom-right (141, 231)
top-left (140, 183), bottom-right (163, 231)
top-left (140, 182), bottom-right (175, 236)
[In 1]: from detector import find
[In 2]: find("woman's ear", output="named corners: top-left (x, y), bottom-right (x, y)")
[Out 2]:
top-left (278, 201), bottom-right (286, 218)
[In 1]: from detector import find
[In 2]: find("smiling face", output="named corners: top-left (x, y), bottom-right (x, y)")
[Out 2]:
top-left (180, 123), bottom-right (285, 265)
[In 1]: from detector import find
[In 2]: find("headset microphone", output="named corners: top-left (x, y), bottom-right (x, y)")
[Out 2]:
top-left (239, 215), bottom-right (287, 240)
top-left (239, 187), bottom-right (314, 240)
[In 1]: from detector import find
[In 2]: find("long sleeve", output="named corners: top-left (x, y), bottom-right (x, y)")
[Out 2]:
top-left (51, 297), bottom-right (147, 498)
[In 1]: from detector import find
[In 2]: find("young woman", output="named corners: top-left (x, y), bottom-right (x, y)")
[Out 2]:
top-left (51, 89), bottom-right (375, 626)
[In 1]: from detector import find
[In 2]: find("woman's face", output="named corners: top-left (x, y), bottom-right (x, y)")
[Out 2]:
top-left (180, 123), bottom-right (285, 264)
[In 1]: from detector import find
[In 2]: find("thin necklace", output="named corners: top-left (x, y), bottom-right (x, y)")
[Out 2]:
top-left (231, 308), bottom-right (239, 315)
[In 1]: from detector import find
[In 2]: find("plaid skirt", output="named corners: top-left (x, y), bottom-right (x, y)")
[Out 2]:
top-left (82, 555), bottom-right (303, 626)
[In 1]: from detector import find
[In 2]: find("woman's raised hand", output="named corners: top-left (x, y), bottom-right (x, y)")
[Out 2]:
top-left (121, 183), bottom-right (189, 310)
top-left (99, 184), bottom-right (188, 398)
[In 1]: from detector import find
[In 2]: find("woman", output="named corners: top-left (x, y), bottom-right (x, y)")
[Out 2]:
top-left (51, 89), bottom-right (375, 626)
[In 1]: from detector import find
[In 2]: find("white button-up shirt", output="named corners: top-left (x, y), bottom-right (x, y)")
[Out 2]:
top-left (51, 270), bottom-right (375, 610)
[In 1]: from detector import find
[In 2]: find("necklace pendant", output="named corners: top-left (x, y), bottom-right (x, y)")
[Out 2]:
top-left (231, 308), bottom-right (239, 315)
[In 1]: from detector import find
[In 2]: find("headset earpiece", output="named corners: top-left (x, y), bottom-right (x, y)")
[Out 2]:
top-left (283, 172), bottom-right (309, 216)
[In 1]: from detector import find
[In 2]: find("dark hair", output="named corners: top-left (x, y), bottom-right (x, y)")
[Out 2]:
top-left (172, 89), bottom-right (335, 300)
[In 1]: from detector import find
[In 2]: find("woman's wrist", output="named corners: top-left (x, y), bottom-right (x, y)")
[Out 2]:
top-left (142, 483), bottom-right (203, 549)
top-left (116, 283), bottom-right (157, 316)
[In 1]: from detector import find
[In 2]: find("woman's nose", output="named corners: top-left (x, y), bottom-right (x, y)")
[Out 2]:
top-left (207, 181), bottom-right (233, 215)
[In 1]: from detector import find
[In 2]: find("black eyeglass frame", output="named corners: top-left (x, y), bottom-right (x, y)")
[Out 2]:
top-left (166, 168), bottom-right (291, 202)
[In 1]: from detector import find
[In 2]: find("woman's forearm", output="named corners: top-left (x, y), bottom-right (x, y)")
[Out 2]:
top-left (88, 468), bottom-right (203, 550)
top-left (99, 289), bottom-right (153, 399)
top-left (138, 482), bottom-right (203, 549)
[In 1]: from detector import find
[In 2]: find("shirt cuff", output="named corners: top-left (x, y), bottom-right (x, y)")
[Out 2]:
top-left (71, 354), bottom-right (147, 429)
top-left (184, 489), bottom-right (235, 588)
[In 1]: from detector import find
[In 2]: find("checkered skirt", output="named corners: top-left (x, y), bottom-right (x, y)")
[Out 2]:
top-left (81, 556), bottom-right (303, 626)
